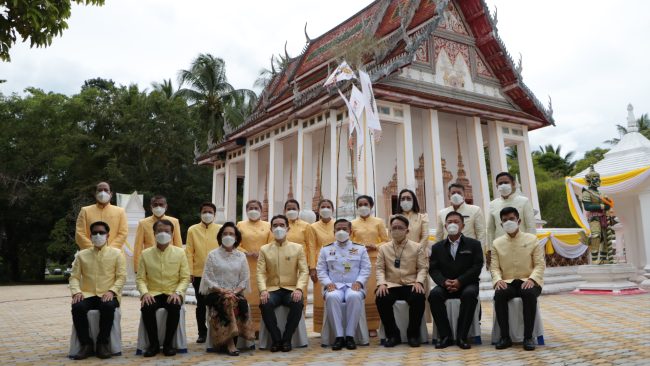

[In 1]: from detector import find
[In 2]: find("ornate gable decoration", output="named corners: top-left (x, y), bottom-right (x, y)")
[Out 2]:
top-left (437, 1), bottom-right (469, 35)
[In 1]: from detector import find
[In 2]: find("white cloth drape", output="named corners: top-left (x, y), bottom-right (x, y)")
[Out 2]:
top-left (538, 235), bottom-right (588, 259)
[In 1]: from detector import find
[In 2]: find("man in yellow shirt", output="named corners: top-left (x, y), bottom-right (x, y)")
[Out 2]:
top-left (69, 221), bottom-right (126, 360)
top-left (133, 195), bottom-right (183, 270)
top-left (257, 215), bottom-right (309, 352)
top-left (491, 206), bottom-right (545, 351)
top-left (137, 219), bottom-right (190, 357)
top-left (185, 202), bottom-right (221, 343)
top-left (75, 182), bottom-right (128, 250)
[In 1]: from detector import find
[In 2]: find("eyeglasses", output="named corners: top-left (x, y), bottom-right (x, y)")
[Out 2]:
top-left (91, 231), bottom-right (107, 235)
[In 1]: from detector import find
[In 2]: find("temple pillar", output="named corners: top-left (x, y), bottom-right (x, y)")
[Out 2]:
top-left (300, 130), bottom-right (313, 210)
top-left (400, 104), bottom-right (417, 190)
top-left (295, 127), bottom-right (304, 208)
top-left (224, 161), bottom-right (238, 221)
top-left (328, 110), bottom-right (339, 206)
top-left (243, 147), bottom-right (259, 219)
top-left (636, 190), bottom-right (650, 284)
top-left (268, 137), bottom-right (283, 217)
top-left (212, 166), bottom-right (225, 208)
top-left (518, 126), bottom-right (541, 219)
top-left (466, 116), bottom-right (491, 214)
top-left (487, 120), bottom-right (508, 196)
top-left (423, 109), bottom-right (445, 221)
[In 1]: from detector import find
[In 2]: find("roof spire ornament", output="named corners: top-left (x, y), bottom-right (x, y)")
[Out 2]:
top-left (627, 103), bottom-right (638, 133)
top-left (515, 53), bottom-right (523, 75)
top-left (492, 6), bottom-right (498, 27)
top-left (547, 95), bottom-right (554, 118)
top-left (304, 22), bottom-right (311, 44)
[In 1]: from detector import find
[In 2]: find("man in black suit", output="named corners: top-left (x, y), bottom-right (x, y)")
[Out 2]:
top-left (428, 211), bottom-right (484, 349)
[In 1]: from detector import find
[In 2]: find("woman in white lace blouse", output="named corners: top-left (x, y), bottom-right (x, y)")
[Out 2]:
top-left (199, 222), bottom-right (254, 356)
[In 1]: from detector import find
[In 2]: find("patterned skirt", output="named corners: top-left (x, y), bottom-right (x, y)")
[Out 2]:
top-left (205, 290), bottom-right (255, 347)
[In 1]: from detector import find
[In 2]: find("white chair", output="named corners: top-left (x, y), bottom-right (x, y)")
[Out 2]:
top-left (69, 308), bottom-right (122, 358)
top-left (320, 301), bottom-right (370, 347)
top-left (378, 300), bottom-right (429, 344)
top-left (491, 298), bottom-right (545, 345)
top-left (430, 298), bottom-right (482, 344)
top-left (258, 306), bottom-right (309, 350)
top-left (206, 305), bottom-right (256, 352)
top-left (136, 306), bottom-right (188, 354)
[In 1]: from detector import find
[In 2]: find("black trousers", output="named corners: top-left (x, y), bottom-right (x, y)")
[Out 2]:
top-left (71, 296), bottom-right (119, 346)
top-left (193, 277), bottom-right (207, 337)
top-left (259, 288), bottom-right (304, 343)
top-left (494, 279), bottom-right (542, 339)
top-left (428, 283), bottom-right (479, 341)
top-left (375, 285), bottom-right (425, 339)
top-left (141, 294), bottom-right (181, 347)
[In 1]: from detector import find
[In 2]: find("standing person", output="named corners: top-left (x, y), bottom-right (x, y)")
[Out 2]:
top-left (375, 215), bottom-right (428, 347)
top-left (137, 219), bottom-right (190, 357)
top-left (75, 181), bottom-right (128, 250)
top-left (199, 222), bottom-right (254, 356)
top-left (428, 211), bottom-right (483, 350)
top-left (257, 215), bottom-right (309, 352)
top-left (395, 189), bottom-right (429, 247)
top-left (185, 202), bottom-right (222, 343)
top-left (284, 199), bottom-right (312, 300)
top-left (237, 200), bottom-right (272, 333)
top-left (309, 198), bottom-right (336, 333)
top-left (486, 172), bottom-right (536, 266)
top-left (351, 195), bottom-right (389, 336)
top-left (435, 184), bottom-right (486, 251)
top-left (133, 195), bottom-right (182, 270)
top-left (316, 219), bottom-right (371, 351)
top-left (69, 221), bottom-right (126, 360)
top-left (491, 207), bottom-right (545, 351)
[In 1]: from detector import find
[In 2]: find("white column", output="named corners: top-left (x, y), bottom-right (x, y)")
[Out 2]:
top-left (636, 191), bottom-right (650, 280)
top-left (427, 109), bottom-right (445, 216)
top-left (224, 161), bottom-right (238, 221)
top-left (243, 147), bottom-right (259, 218)
top-left (214, 170), bottom-right (225, 208)
top-left (487, 120), bottom-right (508, 196)
top-left (268, 137), bottom-right (277, 216)
top-left (401, 105), bottom-right (416, 190)
top-left (329, 110), bottom-right (339, 206)
top-left (519, 127), bottom-right (541, 219)
top-left (295, 128), bottom-right (304, 208)
top-left (467, 116), bottom-right (491, 214)
top-left (301, 131), bottom-right (313, 209)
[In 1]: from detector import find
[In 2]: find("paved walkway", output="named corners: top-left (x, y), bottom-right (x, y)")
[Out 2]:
top-left (0, 284), bottom-right (648, 365)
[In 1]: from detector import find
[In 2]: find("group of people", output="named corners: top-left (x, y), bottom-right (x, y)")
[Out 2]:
top-left (69, 171), bottom-right (544, 360)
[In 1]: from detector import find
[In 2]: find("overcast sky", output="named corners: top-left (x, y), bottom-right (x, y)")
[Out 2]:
top-left (1, 0), bottom-right (648, 159)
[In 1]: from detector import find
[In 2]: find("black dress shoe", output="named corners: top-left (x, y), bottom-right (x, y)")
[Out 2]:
top-left (196, 335), bottom-right (207, 344)
top-left (73, 344), bottom-right (94, 360)
top-left (269, 342), bottom-right (281, 352)
top-left (96, 342), bottom-right (112, 359)
top-left (162, 345), bottom-right (177, 356)
top-left (332, 337), bottom-right (344, 351)
top-left (227, 349), bottom-right (240, 356)
top-left (456, 338), bottom-right (471, 350)
top-left (384, 336), bottom-right (401, 347)
top-left (523, 338), bottom-right (536, 351)
top-left (143, 343), bottom-right (159, 357)
top-left (281, 340), bottom-right (292, 352)
top-left (407, 337), bottom-right (420, 347)
top-left (495, 336), bottom-right (512, 350)
top-left (435, 337), bottom-right (452, 349)
top-left (345, 336), bottom-right (357, 350)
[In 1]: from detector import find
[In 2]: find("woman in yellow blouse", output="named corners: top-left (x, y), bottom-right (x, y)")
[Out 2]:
top-left (395, 189), bottom-right (430, 248)
top-left (351, 195), bottom-right (390, 335)
top-left (236, 199), bottom-right (271, 332)
top-left (308, 198), bottom-right (335, 333)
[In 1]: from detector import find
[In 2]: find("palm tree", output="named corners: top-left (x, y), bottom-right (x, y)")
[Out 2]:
top-left (151, 79), bottom-right (177, 99)
top-left (604, 113), bottom-right (650, 145)
top-left (177, 53), bottom-right (257, 144)
top-left (534, 144), bottom-right (576, 177)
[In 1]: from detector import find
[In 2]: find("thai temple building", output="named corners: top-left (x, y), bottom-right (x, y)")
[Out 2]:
top-left (196, 0), bottom-right (555, 238)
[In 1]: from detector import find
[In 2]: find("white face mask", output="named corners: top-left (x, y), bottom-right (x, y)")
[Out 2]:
top-left (358, 206), bottom-right (371, 217)
top-left (319, 208), bottom-right (332, 219)
top-left (502, 220), bottom-right (519, 234)
top-left (155, 232), bottom-right (172, 245)
top-left (400, 200), bottom-right (413, 212)
top-left (96, 191), bottom-right (111, 204)
top-left (286, 210), bottom-right (299, 221)
top-left (498, 183), bottom-right (513, 197)
top-left (335, 230), bottom-right (350, 243)
top-left (446, 223), bottom-right (460, 236)
top-left (450, 193), bottom-right (464, 206)
top-left (221, 235), bottom-right (236, 248)
top-left (91, 234), bottom-right (107, 247)
top-left (201, 212), bottom-right (214, 224)
top-left (152, 206), bottom-right (166, 217)
top-left (273, 227), bottom-right (287, 240)
top-left (247, 209), bottom-right (261, 221)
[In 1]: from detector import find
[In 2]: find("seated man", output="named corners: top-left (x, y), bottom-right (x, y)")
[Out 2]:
top-left (257, 214), bottom-right (309, 352)
top-left (428, 211), bottom-right (483, 350)
top-left (137, 219), bottom-right (190, 357)
top-left (491, 207), bottom-right (545, 351)
top-left (316, 218), bottom-right (371, 351)
top-left (69, 221), bottom-right (126, 360)
top-left (375, 215), bottom-right (428, 348)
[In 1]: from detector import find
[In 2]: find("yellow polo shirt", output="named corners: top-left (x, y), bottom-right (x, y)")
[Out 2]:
top-left (133, 215), bottom-right (183, 269)
top-left (75, 203), bottom-right (128, 250)
top-left (185, 222), bottom-right (222, 277)
top-left (136, 245), bottom-right (190, 298)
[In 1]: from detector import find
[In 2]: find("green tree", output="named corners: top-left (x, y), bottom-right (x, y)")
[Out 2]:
top-left (572, 147), bottom-right (609, 175)
top-left (151, 79), bottom-right (177, 99)
top-left (177, 54), bottom-right (257, 146)
top-left (0, 0), bottom-right (104, 62)
top-left (533, 144), bottom-right (576, 178)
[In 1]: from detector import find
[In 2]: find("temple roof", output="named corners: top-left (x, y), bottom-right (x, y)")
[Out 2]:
top-left (198, 0), bottom-right (554, 162)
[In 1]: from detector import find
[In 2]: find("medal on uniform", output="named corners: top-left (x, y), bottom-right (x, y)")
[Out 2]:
top-left (343, 261), bottom-right (351, 273)
top-left (349, 248), bottom-right (358, 255)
